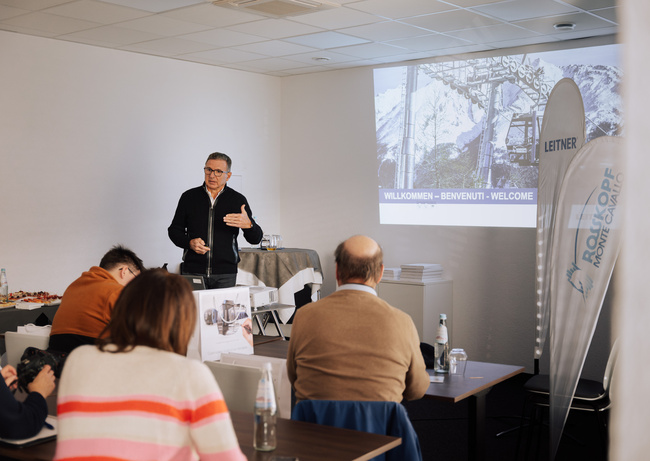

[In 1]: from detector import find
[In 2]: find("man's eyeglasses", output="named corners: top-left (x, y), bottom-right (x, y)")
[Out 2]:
top-left (204, 167), bottom-right (229, 177)
top-left (127, 267), bottom-right (137, 277)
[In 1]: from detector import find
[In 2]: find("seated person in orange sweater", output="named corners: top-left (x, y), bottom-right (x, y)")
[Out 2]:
top-left (48, 245), bottom-right (144, 354)
top-left (286, 235), bottom-right (430, 403)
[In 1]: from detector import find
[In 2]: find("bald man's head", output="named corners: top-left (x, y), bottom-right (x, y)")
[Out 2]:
top-left (334, 235), bottom-right (384, 287)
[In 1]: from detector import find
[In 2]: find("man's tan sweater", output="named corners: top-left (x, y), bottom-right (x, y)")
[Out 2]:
top-left (286, 288), bottom-right (430, 402)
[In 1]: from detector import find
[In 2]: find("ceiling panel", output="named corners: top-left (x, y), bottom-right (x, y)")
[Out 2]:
top-left (0, 0), bottom-right (619, 76)
top-left (515, 12), bottom-right (616, 35)
top-left (472, 0), bottom-right (578, 22)
top-left (117, 14), bottom-right (212, 36)
top-left (387, 33), bottom-right (473, 52)
top-left (225, 18), bottom-right (324, 39)
top-left (0, 5), bottom-right (30, 20)
top-left (0, 0), bottom-right (74, 10)
top-left (2, 11), bottom-right (100, 35)
top-left (284, 30), bottom-right (370, 48)
top-left (44, 0), bottom-right (149, 24)
top-left (341, 21), bottom-right (434, 42)
top-left (400, 10), bottom-right (503, 33)
top-left (60, 24), bottom-right (161, 46)
top-left (347, 0), bottom-right (458, 19)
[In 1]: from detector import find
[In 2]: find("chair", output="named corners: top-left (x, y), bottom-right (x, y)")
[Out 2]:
top-left (4, 331), bottom-right (50, 368)
top-left (517, 340), bottom-right (619, 459)
top-left (204, 361), bottom-right (261, 413)
top-left (219, 352), bottom-right (292, 418)
top-left (291, 400), bottom-right (422, 461)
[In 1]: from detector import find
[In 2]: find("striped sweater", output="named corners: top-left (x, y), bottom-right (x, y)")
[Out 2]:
top-left (54, 345), bottom-right (246, 461)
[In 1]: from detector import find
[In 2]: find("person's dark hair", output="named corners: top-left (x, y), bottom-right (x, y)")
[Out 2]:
top-left (206, 152), bottom-right (232, 171)
top-left (99, 245), bottom-right (145, 273)
top-left (335, 239), bottom-right (383, 284)
top-left (97, 269), bottom-right (197, 355)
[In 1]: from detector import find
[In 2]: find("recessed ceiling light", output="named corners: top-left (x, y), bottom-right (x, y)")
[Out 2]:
top-left (554, 22), bottom-right (576, 31)
top-left (312, 57), bottom-right (331, 62)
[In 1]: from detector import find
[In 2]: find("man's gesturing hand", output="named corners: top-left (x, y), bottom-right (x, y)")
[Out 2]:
top-left (224, 204), bottom-right (252, 229)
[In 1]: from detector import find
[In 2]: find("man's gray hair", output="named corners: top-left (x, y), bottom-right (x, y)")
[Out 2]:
top-left (206, 152), bottom-right (231, 171)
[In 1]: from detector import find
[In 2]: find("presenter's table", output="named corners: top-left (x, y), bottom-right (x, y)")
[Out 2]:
top-left (0, 411), bottom-right (401, 461)
top-left (237, 248), bottom-right (322, 323)
top-left (425, 361), bottom-right (524, 461)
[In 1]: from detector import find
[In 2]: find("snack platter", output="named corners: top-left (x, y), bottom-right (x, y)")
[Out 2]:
top-left (4, 291), bottom-right (62, 309)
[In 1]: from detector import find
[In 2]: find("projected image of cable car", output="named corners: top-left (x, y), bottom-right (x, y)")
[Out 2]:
top-left (506, 111), bottom-right (543, 166)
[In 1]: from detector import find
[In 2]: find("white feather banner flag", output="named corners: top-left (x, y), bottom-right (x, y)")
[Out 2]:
top-left (535, 78), bottom-right (586, 360)
top-left (548, 136), bottom-right (624, 459)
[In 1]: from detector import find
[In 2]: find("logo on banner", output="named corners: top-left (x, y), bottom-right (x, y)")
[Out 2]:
top-left (565, 168), bottom-right (623, 300)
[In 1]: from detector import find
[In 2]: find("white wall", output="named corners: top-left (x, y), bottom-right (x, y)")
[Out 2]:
top-left (0, 29), bottom-right (612, 378)
top-left (0, 31), bottom-right (281, 293)
top-left (280, 66), bottom-right (613, 377)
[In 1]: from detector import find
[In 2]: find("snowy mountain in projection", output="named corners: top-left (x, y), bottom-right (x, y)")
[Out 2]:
top-left (375, 53), bottom-right (623, 189)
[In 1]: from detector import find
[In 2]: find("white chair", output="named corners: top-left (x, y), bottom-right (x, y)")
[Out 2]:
top-left (204, 361), bottom-right (261, 413)
top-left (5, 331), bottom-right (50, 368)
top-left (219, 352), bottom-right (291, 418)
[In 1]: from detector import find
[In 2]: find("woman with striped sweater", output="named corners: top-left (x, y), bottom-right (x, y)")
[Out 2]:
top-left (54, 269), bottom-right (246, 461)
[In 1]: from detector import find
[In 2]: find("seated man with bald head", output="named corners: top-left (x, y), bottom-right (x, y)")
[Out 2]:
top-left (286, 235), bottom-right (430, 403)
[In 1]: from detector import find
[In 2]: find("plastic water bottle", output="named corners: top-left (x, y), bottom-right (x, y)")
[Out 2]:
top-left (254, 362), bottom-right (277, 451)
top-left (434, 314), bottom-right (449, 373)
top-left (0, 269), bottom-right (8, 303)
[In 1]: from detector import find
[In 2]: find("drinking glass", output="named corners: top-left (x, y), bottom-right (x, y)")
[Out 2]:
top-left (267, 235), bottom-right (277, 250)
top-left (260, 235), bottom-right (271, 250)
top-left (273, 235), bottom-right (283, 249)
top-left (449, 348), bottom-right (468, 376)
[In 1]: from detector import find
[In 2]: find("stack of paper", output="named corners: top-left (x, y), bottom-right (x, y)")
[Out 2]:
top-left (399, 263), bottom-right (444, 282)
top-left (381, 267), bottom-right (401, 281)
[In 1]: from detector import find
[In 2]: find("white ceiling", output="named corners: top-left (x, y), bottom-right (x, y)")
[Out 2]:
top-left (0, 0), bottom-right (618, 76)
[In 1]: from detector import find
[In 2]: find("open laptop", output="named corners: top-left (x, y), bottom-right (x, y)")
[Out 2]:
top-left (181, 275), bottom-right (206, 291)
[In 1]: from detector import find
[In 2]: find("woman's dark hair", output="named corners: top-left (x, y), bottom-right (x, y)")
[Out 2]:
top-left (98, 269), bottom-right (196, 355)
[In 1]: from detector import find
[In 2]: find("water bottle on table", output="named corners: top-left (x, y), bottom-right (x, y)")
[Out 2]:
top-left (434, 313), bottom-right (449, 373)
top-left (0, 269), bottom-right (8, 303)
top-left (254, 362), bottom-right (277, 451)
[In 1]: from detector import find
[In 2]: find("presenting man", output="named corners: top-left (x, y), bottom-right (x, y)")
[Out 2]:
top-left (287, 235), bottom-right (430, 402)
top-left (168, 152), bottom-right (263, 289)
top-left (49, 245), bottom-right (144, 354)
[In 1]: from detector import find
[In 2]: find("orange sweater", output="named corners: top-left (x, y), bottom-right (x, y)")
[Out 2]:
top-left (51, 267), bottom-right (122, 339)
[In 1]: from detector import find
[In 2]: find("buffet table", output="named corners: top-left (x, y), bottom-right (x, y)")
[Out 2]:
top-left (237, 248), bottom-right (323, 323)
top-left (0, 304), bottom-right (59, 356)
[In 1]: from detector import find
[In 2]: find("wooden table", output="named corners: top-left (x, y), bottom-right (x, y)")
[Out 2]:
top-left (253, 334), bottom-right (284, 346)
top-left (254, 337), bottom-right (290, 359)
top-left (425, 361), bottom-right (524, 461)
top-left (232, 411), bottom-right (400, 460)
top-left (0, 411), bottom-right (400, 461)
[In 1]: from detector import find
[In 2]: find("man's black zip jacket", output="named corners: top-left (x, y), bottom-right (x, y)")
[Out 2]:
top-left (168, 184), bottom-right (263, 276)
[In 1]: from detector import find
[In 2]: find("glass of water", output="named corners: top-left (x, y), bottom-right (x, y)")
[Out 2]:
top-left (449, 348), bottom-right (468, 377)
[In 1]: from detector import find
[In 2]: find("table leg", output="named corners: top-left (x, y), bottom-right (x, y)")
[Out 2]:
top-left (253, 314), bottom-right (267, 335)
top-left (468, 388), bottom-right (490, 461)
top-left (269, 310), bottom-right (286, 340)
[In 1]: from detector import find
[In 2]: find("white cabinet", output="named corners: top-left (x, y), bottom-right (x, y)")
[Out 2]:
top-left (377, 279), bottom-right (453, 346)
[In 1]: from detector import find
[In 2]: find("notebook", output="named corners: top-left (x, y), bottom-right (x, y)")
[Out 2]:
top-left (0, 415), bottom-right (57, 447)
